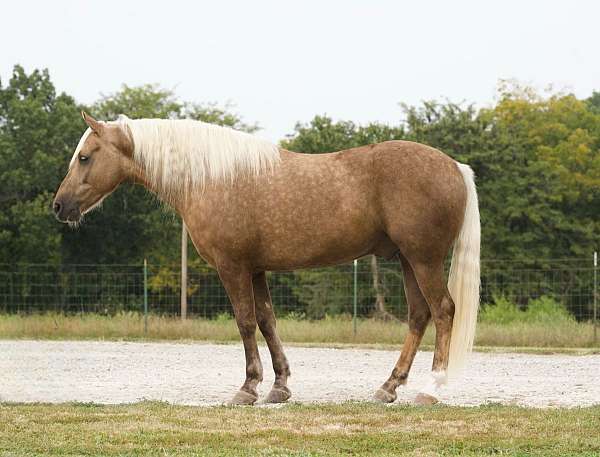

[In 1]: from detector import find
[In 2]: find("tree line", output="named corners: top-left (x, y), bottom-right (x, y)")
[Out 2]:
top-left (0, 65), bottom-right (598, 317)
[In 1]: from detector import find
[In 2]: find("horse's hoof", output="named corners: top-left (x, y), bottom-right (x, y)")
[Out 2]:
top-left (264, 386), bottom-right (292, 404)
top-left (414, 392), bottom-right (439, 406)
top-left (373, 388), bottom-right (397, 403)
top-left (228, 390), bottom-right (258, 406)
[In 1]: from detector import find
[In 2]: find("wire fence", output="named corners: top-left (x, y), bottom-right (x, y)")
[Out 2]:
top-left (0, 256), bottom-right (597, 322)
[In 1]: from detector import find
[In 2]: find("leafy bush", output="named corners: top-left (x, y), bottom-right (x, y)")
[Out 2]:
top-left (526, 296), bottom-right (574, 323)
top-left (479, 295), bottom-right (522, 324)
top-left (480, 295), bottom-right (573, 324)
top-left (283, 311), bottom-right (306, 321)
top-left (213, 312), bottom-right (232, 322)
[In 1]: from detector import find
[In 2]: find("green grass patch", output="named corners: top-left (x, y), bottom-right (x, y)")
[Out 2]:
top-left (0, 311), bottom-right (598, 350)
top-left (0, 401), bottom-right (598, 456)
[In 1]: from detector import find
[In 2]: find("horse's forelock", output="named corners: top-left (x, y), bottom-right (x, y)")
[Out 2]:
top-left (69, 127), bottom-right (93, 168)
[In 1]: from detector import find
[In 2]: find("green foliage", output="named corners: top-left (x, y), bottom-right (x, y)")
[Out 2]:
top-left (479, 295), bottom-right (521, 325)
top-left (282, 267), bottom-right (354, 319)
top-left (283, 311), bottom-right (306, 321)
top-left (94, 84), bottom-right (181, 119)
top-left (0, 65), bottom-right (82, 264)
top-left (214, 311), bottom-right (233, 322)
top-left (480, 295), bottom-right (574, 324)
top-left (586, 90), bottom-right (600, 115)
top-left (526, 295), bottom-right (574, 323)
top-left (281, 115), bottom-right (405, 153)
top-left (482, 83), bottom-right (600, 259)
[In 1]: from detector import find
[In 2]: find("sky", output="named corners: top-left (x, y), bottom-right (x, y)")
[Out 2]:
top-left (1, 0), bottom-right (599, 142)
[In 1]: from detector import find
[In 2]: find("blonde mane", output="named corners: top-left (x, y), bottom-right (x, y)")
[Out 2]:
top-left (72, 117), bottom-right (280, 200)
top-left (122, 117), bottom-right (280, 199)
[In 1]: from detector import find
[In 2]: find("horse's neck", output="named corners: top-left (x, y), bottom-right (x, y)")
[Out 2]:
top-left (129, 164), bottom-right (187, 215)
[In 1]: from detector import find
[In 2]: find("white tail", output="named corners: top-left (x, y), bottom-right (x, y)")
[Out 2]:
top-left (447, 162), bottom-right (481, 378)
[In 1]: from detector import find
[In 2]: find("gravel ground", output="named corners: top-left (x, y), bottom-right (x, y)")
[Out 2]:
top-left (1, 340), bottom-right (598, 408)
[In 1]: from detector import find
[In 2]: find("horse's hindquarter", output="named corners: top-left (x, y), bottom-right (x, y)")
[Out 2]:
top-left (372, 141), bottom-right (467, 263)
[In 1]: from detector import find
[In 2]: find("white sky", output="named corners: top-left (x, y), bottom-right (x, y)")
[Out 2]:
top-left (1, 0), bottom-right (599, 142)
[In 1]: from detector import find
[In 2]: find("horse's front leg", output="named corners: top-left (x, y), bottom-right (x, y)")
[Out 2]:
top-left (253, 272), bottom-right (291, 403)
top-left (217, 262), bottom-right (263, 405)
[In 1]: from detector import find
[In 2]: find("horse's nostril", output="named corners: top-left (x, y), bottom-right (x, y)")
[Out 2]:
top-left (53, 201), bottom-right (62, 215)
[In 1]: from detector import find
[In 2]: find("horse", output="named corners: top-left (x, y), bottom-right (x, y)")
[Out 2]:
top-left (53, 112), bottom-right (480, 406)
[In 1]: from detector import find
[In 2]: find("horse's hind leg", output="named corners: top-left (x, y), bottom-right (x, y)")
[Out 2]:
top-left (410, 260), bottom-right (456, 405)
top-left (253, 272), bottom-right (291, 403)
top-left (374, 256), bottom-right (431, 403)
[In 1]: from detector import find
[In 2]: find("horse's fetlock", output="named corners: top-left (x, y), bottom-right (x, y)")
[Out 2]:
top-left (392, 368), bottom-right (408, 382)
top-left (275, 362), bottom-right (290, 380)
top-left (247, 360), bottom-right (263, 382)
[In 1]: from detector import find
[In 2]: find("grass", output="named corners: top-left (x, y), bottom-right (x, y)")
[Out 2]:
top-left (0, 312), bottom-right (598, 351)
top-left (0, 401), bottom-right (598, 456)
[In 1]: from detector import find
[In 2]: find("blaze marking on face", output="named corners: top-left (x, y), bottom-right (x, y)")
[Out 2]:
top-left (69, 127), bottom-right (92, 169)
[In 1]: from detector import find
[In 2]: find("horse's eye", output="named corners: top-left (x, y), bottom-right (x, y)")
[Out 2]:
top-left (79, 155), bottom-right (89, 162)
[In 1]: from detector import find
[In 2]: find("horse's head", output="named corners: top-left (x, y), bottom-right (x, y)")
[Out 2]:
top-left (53, 112), bottom-right (133, 225)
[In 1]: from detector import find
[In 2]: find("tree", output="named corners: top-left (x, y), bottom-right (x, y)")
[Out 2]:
top-left (281, 115), bottom-right (404, 153)
top-left (0, 65), bottom-right (82, 264)
top-left (586, 91), bottom-right (600, 115)
top-left (487, 83), bottom-right (600, 259)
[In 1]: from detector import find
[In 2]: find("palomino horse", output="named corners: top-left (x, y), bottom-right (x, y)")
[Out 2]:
top-left (54, 112), bottom-right (480, 405)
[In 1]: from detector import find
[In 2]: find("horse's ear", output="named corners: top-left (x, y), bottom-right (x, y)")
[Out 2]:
top-left (81, 111), bottom-right (104, 135)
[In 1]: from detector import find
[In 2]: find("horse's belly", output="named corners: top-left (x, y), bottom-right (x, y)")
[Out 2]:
top-left (254, 221), bottom-right (386, 271)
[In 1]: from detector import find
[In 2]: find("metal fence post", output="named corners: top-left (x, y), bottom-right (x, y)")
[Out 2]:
top-left (9, 272), bottom-right (13, 313)
top-left (594, 251), bottom-right (597, 345)
top-left (181, 223), bottom-right (188, 320)
top-left (353, 258), bottom-right (358, 336)
top-left (143, 258), bottom-right (148, 335)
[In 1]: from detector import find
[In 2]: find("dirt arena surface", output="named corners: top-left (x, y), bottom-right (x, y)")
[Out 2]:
top-left (1, 340), bottom-right (598, 408)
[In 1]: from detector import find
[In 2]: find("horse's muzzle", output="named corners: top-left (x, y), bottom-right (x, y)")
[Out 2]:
top-left (52, 197), bottom-right (81, 223)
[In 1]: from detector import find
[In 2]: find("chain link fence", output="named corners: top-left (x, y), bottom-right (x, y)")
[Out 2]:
top-left (0, 257), bottom-right (597, 322)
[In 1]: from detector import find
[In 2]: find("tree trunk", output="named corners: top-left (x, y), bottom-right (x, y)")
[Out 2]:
top-left (370, 255), bottom-right (396, 321)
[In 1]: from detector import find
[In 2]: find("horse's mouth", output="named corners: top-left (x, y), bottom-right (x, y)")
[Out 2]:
top-left (56, 195), bottom-right (105, 227)
top-left (54, 206), bottom-right (81, 224)
top-left (80, 194), bottom-right (107, 217)
top-left (64, 208), bottom-right (83, 227)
